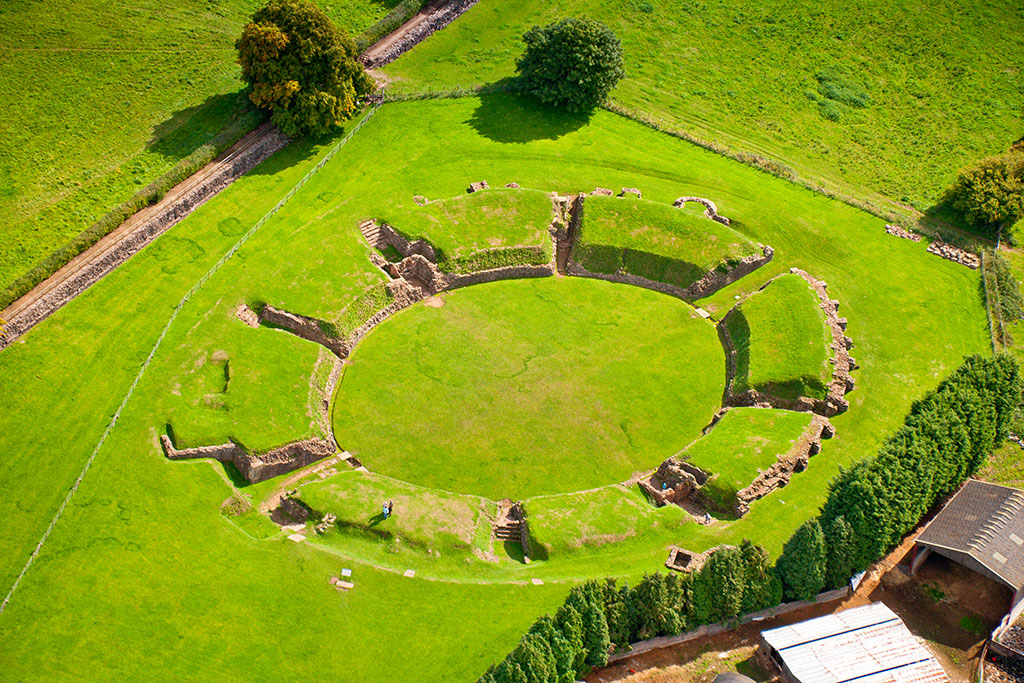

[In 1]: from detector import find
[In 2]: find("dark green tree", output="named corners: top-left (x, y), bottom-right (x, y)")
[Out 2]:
top-left (690, 546), bottom-right (745, 624)
top-left (776, 518), bottom-right (826, 601)
top-left (601, 580), bottom-right (635, 649)
top-left (823, 515), bottom-right (856, 589)
top-left (947, 152), bottom-right (1024, 240)
top-left (554, 602), bottom-right (586, 677)
top-left (236, 0), bottom-right (372, 136)
top-left (529, 615), bottom-right (576, 683)
top-left (739, 540), bottom-right (783, 613)
top-left (631, 573), bottom-right (683, 638)
top-left (515, 17), bottom-right (625, 112)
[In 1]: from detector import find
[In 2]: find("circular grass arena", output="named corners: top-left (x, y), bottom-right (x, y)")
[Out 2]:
top-left (332, 277), bottom-right (726, 499)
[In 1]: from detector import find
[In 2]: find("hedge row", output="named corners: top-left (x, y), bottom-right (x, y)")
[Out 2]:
top-left (0, 101), bottom-right (263, 311)
top-left (481, 355), bottom-right (1021, 680)
top-left (439, 245), bottom-right (549, 274)
top-left (479, 541), bottom-right (779, 683)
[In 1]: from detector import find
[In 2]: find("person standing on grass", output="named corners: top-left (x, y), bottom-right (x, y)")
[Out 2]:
top-left (382, 501), bottom-right (390, 519)
top-left (386, 500), bottom-right (394, 517)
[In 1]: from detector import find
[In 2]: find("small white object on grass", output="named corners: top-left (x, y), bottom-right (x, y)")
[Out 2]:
top-left (403, 569), bottom-right (415, 578)
top-left (531, 578), bottom-right (544, 585)
top-left (341, 568), bottom-right (352, 577)
top-left (287, 533), bottom-right (306, 543)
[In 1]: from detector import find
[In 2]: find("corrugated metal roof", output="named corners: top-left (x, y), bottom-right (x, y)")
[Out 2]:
top-left (761, 603), bottom-right (949, 683)
top-left (916, 480), bottom-right (1024, 590)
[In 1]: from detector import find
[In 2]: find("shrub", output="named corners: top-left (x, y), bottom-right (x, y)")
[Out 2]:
top-left (516, 18), bottom-right (624, 112)
top-left (815, 67), bottom-right (871, 108)
top-left (818, 99), bottom-right (842, 122)
top-left (947, 152), bottom-right (1024, 240)
top-left (237, 0), bottom-right (372, 136)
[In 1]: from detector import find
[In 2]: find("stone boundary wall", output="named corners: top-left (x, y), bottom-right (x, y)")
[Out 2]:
top-left (445, 262), bottom-right (555, 289)
top-left (721, 269), bottom-right (854, 417)
top-left (567, 245), bottom-right (773, 302)
top-left (0, 126), bottom-right (290, 349)
top-left (378, 222), bottom-right (438, 261)
top-left (673, 196), bottom-right (732, 226)
top-left (927, 240), bottom-right (981, 269)
top-left (160, 434), bottom-right (334, 483)
top-left (361, 0), bottom-right (481, 68)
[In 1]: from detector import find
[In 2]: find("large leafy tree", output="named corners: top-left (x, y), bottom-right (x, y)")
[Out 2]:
top-left (236, 0), bottom-right (372, 136)
top-left (947, 151), bottom-right (1024, 240)
top-left (516, 17), bottom-right (625, 112)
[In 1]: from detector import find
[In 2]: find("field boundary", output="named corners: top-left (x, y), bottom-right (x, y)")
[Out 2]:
top-left (0, 104), bottom-right (380, 617)
top-left (981, 249), bottom-right (1005, 354)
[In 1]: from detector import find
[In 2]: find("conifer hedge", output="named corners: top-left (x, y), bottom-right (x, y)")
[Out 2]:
top-left (480, 355), bottom-right (1019, 681)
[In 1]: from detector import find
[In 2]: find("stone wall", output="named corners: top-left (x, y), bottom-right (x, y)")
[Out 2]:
top-left (361, 0), bottom-right (481, 69)
top-left (1, 125), bottom-right (290, 348)
top-left (567, 245), bottom-right (773, 302)
top-left (673, 196), bottom-right (731, 226)
top-left (720, 269), bottom-right (853, 417)
top-left (259, 304), bottom-right (347, 357)
top-left (378, 222), bottom-right (438, 262)
top-left (160, 434), bottom-right (334, 484)
top-left (927, 240), bottom-right (981, 269)
top-left (732, 415), bottom-right (832, 516)
top-left (445, 262), bottom-right (555, 289)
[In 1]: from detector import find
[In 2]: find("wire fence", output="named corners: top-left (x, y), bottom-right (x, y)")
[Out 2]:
top-left (0, 103), bottom-right (380, 617)
top-left (981, 249), bottom-right (1006, 355)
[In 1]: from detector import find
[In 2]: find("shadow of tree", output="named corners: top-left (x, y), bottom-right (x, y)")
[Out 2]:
top-left (466, 90), bottom-right (591, 144)
top-left (147, 91), bottom-right (256, 160)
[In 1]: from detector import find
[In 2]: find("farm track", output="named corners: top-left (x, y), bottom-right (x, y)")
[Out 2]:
top-left (0, 0), bottom-right (467, 347)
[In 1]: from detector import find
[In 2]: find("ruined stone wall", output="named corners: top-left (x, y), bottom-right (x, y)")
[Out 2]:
top-left (160, 434), bottom-right (333, 484)
top-left (720, 269), bottom-right (853, 417)
top-left (378, 222), bottom-right (438, 262)
top-left (567, 245), bottom-right (773, 302)
top-left (1, 125), bottom-right (290, 348)
top-left (673, 196), bottom-right (731, 226)
top-left (362, 0), bottom-right (481, 69)
top-left (259, 305), bottom-right (347, 357)
top-left (445, 262), bottom-right (555, 289)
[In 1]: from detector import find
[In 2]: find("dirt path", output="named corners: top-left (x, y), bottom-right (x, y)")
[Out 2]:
top-left (1, 2), bottom-right (474, 347)
top-left (361, 0), bottom-right (447, 64)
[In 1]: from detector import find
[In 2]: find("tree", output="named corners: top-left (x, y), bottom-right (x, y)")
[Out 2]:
top-left (947, 152), bottom-right (1024, 240)
top-left (236, 0), bottom-right (372, 136)
top-left (823, 515), bottom-right (856, 589)
top-left (515, 18), bottom-right (625, 112)
top-left (776, 518), bottom-right (826, 601)
top-left (739, 540), bottom-right (783, 613)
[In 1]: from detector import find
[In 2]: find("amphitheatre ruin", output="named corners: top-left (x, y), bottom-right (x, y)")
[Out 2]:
top-left (1, 0), bottom-right (1020, 680)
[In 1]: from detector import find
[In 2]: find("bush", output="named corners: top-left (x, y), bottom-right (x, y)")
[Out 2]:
top-left (516, 18), bottom-right (624, 112)
top-left (237, 0), bottom-right (372, 136)
top-left (947, 152), bottom-right (1024, 240)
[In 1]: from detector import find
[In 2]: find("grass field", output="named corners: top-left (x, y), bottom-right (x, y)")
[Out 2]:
top-left (577, 195), bottom-right (760, 288)
top-left (0, 95), bottom-right (990, 680)
top-left (681, 407), bottom-right (815, 509)
top-left (382, 0), bottom-right (1024, 215)
top-left (332, 277), bottom-right (724, 499)
top-left (726, 273), bottom-right (833, 399)
top-left (378, 187), bottom-right (556, 268)
top-left (0, 0), bottom-right (400, 292)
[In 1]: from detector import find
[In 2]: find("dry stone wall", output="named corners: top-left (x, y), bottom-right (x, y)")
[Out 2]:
top-left (160, 434), bottom-right (334, 484)
top-left (0, 126), bottom-right (290, 348)
top-left (361, 0), bottom-right (481, 68)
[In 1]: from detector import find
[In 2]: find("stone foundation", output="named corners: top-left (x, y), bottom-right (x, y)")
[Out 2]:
top-left (161, 434), bottom-right (334, 484)
top-left (665, 544), bottom-right (736, 573)
top-left (260, 305), bottom-right (347, 357)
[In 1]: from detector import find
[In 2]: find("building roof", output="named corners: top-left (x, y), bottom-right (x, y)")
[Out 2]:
top-left (761, 603), bottom-right (949, 683)
top-left (915, 479), bottom-right (1024, 591)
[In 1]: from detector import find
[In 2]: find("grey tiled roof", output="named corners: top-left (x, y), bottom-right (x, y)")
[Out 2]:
top-left (916, 479), bottom-right (1024, 590)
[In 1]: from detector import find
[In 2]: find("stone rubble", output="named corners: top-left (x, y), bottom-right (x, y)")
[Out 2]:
top-left (467, 180), bottom-right (489, 193)
top-left (884, 224), bottom-right (922, 242)
top-left (926, 240), bottom-right (980, 269)
top-left (673, 196), bottom-right (732, 226)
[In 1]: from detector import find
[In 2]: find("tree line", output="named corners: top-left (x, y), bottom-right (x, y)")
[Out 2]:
top-left (479, 354), bottom-right (1022, 683)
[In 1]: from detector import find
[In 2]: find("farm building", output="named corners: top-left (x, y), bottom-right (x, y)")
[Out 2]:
top-left (910, 479), bottom-right (1024, 606)
top-left (758, 603), bottom-right (949, 683)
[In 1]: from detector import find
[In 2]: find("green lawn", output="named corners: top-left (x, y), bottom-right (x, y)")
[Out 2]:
top-left (378, 187), bottom-right (556, 269)
top-left (681, 407), bottom-right (815, 509)
top-left (726, 273), bottom-right (833, 399)
top-left (0, 95), bottom-right (990, 679)
top-left (332, 276), bottom-right (725, 499)
top-left (577, 195), bottom-right (760, 288)
top-left (382, 0), bottom-right (1024, 215)
top-left (0, 0), bottom-right (400, 292)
